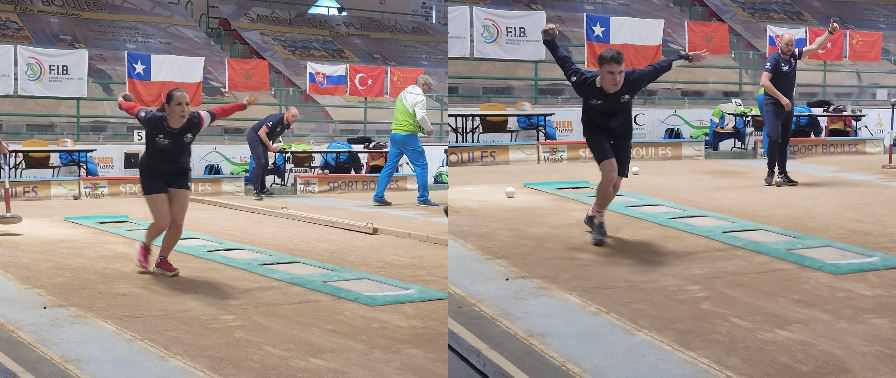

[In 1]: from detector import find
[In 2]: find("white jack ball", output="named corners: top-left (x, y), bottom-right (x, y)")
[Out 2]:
top-left (505, 186), bottom-right (516, 198)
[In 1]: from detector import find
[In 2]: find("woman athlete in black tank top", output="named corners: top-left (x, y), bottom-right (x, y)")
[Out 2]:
top-left (118, 88), bottom-right (255, 276)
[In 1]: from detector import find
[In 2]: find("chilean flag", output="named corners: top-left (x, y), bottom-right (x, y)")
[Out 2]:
top-left (307, 63), bottom-right (347, 96)
top-left (126, 51), bottom-right (204, 107)
top-left (767, 25), bottom-right (807, 57)
top-left (585, 14), bottom-right (663, 69)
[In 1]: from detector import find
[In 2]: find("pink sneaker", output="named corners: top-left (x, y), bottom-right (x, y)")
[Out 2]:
top-left (136, 242), bottom-right (151, 273)
top-left (154, 257), bottom-right (179, 277)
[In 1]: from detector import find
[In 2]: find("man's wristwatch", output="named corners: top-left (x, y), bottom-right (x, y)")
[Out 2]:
top-left (679, 52), bottom-right (693, 63)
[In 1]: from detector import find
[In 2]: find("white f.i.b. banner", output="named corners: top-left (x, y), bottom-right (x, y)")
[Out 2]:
top-left (0, 45), bottom-right (13, 95)
top-left (472, 7), bottom-right (545, 61)
top-left (448, 6), bottom-right (471, 57)
top-left (16, 45), bottom-right (88, 97)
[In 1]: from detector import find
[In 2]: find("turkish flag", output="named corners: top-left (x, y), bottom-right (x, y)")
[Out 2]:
top-left (348, 64), bottom-right (386, 97)
top-left (226, 58), bottom-right (270, 92)
top-left (388, 66), bottom-right (424, 97)
top-left (686, 20), bottom-right (730, 55)
top-left (847, 30), bottom-right (883, 62)
top-left (807, 27), bottom-right (844, 61)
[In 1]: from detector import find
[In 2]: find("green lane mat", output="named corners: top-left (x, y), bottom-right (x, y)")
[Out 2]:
top-left (525, 181), bottom-right (896, 275)
top-left (65, 215), bottom-right (447, 306)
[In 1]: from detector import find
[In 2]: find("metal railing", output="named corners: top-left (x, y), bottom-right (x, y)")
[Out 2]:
top-left (0, 86), bottom-right (448, 143)
top-left (449, 45), bottom-right (896, 107)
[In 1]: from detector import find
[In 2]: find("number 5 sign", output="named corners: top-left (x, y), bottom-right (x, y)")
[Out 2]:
top-left (134, 130), bottom-right (145, 143)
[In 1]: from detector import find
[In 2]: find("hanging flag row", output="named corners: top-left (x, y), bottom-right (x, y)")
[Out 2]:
top-left (0, 45), bottom-right (88, 97)
top-left (224, 58), bottom-right (424, 97)
top-left (448, 6), bottom-right (885, 64)
top-left (129, 53), bottom-right (274, 106)
top-left (306, 63), bottom-right (424, 98)
top-left (129, 52), bottom-right (424, 104)
top-left (767, 25), bottom-right (882, 62)
top-left (0, 45), bottom-right (422, 102)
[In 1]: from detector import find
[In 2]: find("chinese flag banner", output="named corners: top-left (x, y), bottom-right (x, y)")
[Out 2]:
top-left (847, 30), bottom-right (883, 62)
top-left (388, 66), bottom-right (424, 97)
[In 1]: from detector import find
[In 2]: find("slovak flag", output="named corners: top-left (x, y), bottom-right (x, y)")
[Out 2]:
top-left (584, 14), bottom-right (664, 69)
top-left (767, 25), bottom-right (807, 57)
top-left (307, 63), bottom-right (347, 96)
top-left (126, 51), bottom-right (205, 107)
top-left (348, 64), bottom-right (385, 97)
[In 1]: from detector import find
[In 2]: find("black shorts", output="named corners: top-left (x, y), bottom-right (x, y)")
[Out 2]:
top-left (584, 127), bottom-right (632, 178)
top-left (140, 171), bottom-right (191, 195)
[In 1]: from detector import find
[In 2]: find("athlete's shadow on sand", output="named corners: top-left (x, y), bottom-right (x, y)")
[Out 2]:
top-left (150, 274), bottom-right (238, 300)
top-left (786, 180), bottom-right (849, 188)
top-left (600, 236), bottom-right (671, 267)
top-left (0, 231), bottom-right (22, 237)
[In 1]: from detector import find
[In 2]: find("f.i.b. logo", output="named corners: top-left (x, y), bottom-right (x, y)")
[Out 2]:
top-left (481, 17), bottom-right (500, 44)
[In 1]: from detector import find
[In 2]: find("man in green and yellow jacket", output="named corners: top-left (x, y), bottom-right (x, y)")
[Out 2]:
top-left (373, 75), bottom-right (439, 207)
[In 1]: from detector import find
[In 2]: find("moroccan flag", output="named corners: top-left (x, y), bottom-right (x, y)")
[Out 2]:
top-left (686, 20), bottom-right (730, 55)
top-left (847, 30), bottom-right (883, 62)
top-left (388, 66), bottom-right (424, 97)
top-left (348, 64), bottom-right (386, 97)
top-left (585, 14), bottom-right (663, 69)
top-left (226, 58), bottom-right (270, 92)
